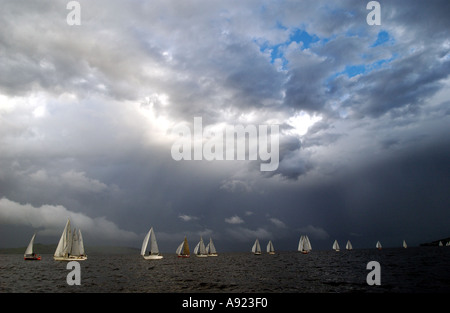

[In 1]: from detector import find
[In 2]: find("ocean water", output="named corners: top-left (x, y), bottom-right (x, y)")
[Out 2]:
top-left (1, 247), bottom-right (449, 293)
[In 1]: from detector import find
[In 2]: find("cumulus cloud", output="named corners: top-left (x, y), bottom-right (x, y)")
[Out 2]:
top-left (0, 197), bottom-right (138, 241)
top-left (225, 215), bottom-right (244, 225)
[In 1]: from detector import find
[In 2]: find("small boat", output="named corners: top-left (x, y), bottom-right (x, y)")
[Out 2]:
top-left (141, 227), bottom-right (163, 260)
top-left (439, 241), bottom-right (443, 246)
top-left (24, 233), bottom-right (41, 261)
top-left (346, 240), bottom-right (353, 250)
top-left (194, 237), bottom-right (208, 257)
top-left (206, 237), bottom-right (218, 256)
top-left (176, 236), bottom-right (190, 258)
top-left (266, 240), bottom-right (275, 255)
top-left (54, 218), bottom-right (87, 261)
top-left (252, 239), bottom-right (261, 255)
top-left (332, 239), bottom-right (340, 252)
top-left (376, 241), bottom-right (382, 250)
top-left (403, 240), bottom-right (407, 249)
top-left (298, 235), bottom-right (312, 254)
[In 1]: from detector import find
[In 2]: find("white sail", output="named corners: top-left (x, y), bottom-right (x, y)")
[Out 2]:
top-left (206, 237), bottom-right (218, 256)
top-left (252, 239), bottom-right (261, 254)
top-left (376, 241), bottom-right (382, 249)
top-left (71, 228), bottom-right (81, 256)
top-left (332, 240), bottom-right (340, 251)
top-left (24, 233), bottom-right (36, 256)
top-left (403, 240), bottom-right (407, 248)
top-left (298, 235), bottom-right (312, 253)
top-left (54, 219), bottom-right (71, 258)
top-left (78, 229), bottom-right (85, 256)
top-left (266, 240), bottom-right (275, 254)
top-left (346, 240), bottom-right (353, 250)
top-left (176, 242), bottom-right (184, 255)
top-left (141, 229), bottom-right (151, 256)
top-left (141, 227), bottom-right (162, 259)
top-left (194, 237), bottom-right (207, 257)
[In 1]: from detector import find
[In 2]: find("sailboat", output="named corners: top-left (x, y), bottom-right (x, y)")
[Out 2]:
top-left (24, 233), bottom-right (41, 261)
top-left (194, 237), bottom-right (208, 257)
top-left (332, 239), bottom-right (340, 252)
top-left (298, 235), bottom-right (312, 254)
top-left (266, 240), bottom-right (275, 255)
top-left (439, 241), bottom-right (443, 246)
top-left (141, 227), bottom-right (163, 260)
top-left (176, 236), bottom-right (190, 258)
top-left (252, 239), bottom-right (261, 255)
top-left (403, 240), bottom-right (407, 248)
top-left (376, 241), bottom-right (382, 250)
top-left (346, 240), bottom-right (353, 250)
top-left (206, 237), bottom-right (218, 256)
top-left (54, 218), bottom-right (87, 261)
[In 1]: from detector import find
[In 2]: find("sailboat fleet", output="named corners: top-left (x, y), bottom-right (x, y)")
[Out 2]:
top-left (21, 219), bottom-right (449, 262)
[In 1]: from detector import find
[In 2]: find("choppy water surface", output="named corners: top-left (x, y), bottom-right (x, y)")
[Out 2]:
top-left (1, 247), bottom-right (449, 293)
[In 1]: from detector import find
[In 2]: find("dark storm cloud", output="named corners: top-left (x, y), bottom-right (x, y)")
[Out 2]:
top-left (0, 0), bottom-right (449, 251)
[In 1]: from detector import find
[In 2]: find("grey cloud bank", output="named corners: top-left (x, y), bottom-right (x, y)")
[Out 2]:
top-left (0, 0), bottom-right (449, 252)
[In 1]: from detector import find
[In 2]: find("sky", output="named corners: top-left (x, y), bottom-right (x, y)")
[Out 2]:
top-left (0, 0), bottom-right (449, 253)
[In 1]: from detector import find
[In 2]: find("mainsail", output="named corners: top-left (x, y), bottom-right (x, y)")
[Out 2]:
top-left (206, 237), bottom-right (218, 256)
top-left (376, 241), bottom-right (382, 249)
top-left (24, 233), bottom-right (36, 256)
top-left (252, 239), bottom-right (261, 254)
top-left (346, 240), bottom-right (353, 250)
top-left (266, 240), bottom-right (275, 254)
top-left (332, 240), bottom-right (340, 251)
top-left (194, 237), bottom-right (207, 257)
top-left (403, 240), bottom-right (407, 248)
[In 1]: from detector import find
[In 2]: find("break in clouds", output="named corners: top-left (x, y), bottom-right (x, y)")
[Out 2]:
top-left (0, 0), bottom-right (449, 251)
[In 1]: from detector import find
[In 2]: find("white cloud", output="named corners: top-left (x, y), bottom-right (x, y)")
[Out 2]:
top-left (178, 214), bottom-right (198, 222)
top-left (269, 217), bottom-right (287, 228)
top-left (225, 215), bottom-right (244, 224)
top-left (0, 197), bottom-right (138, 241)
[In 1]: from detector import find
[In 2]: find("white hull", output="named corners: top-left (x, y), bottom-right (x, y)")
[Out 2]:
top-left (143, 255), bottom-right (163, 260)
top-left (208, 253), bottom-right (218, 257)
top-left (253, 252), bottom-right (261, 255)
top-left (196, 254), bottom-right (208, 258)
top-left (54, 255), bottom-right (87, 261)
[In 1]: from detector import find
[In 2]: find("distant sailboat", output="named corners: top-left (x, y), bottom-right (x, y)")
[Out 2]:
top-left (54, 218), bottom-right (87, 261)
top-left (439, 241), bottom-right (443, 246)
top-left (194, 237), bottom-right (208, 257)
top-left (176, 236), bottom-right (190, 258)
top-left (266, 240), bottom-right (275, 255)
top-left (252, 239), bottom-right (261, 255)
top-left (298, 235), bottom-right (312, 254)
top-left (206, 237), bottom-right (218, 256)
top-left (332, 240), bottom-right (340, 252)
top-left (141, 227), bottom-right (163, 260)
top-left (346, 240), bottom-right (353, 251)
top-left (376, 241), bottom-right (382, 250)
top-left (403, 240), bottom-right (407, 248)
top-left (24, 233), bottom-right (41, 261)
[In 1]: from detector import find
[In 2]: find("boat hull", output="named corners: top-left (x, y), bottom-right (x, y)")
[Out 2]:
top-left (268, 252), bottom-right (275, 255)
top-left (177, 255), bottom-right (190, 258)
top-left (208, 254), bottom-right (218, 257)
top-left (195, 254), bottom-right (208, 258)
top-left (54, 256), bottom-right (87, 261)
top-left (143, 255), bottom-right (163, 260)
top-left (24, 256), bottom-right (41, 261)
